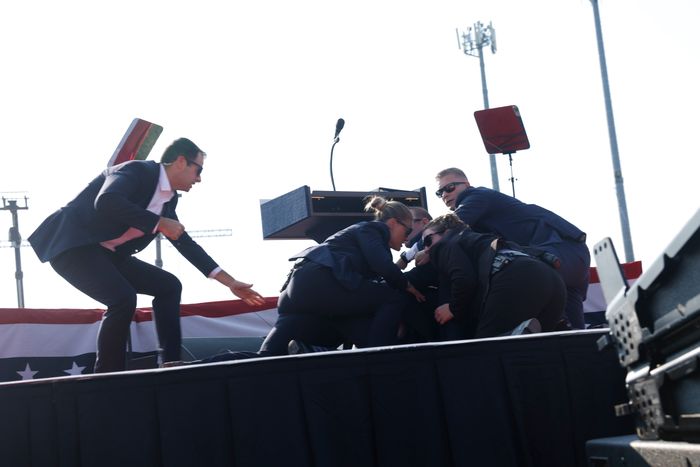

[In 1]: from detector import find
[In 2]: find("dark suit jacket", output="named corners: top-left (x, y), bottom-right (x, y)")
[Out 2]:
top-left (291, 221), bottom-right (408, 291)
top-left (429, 228), bottom-right (495, 321)
top-left (28, 160), bottom-right (218, 276)
top-left (454, 186), bottom-right (586, 247)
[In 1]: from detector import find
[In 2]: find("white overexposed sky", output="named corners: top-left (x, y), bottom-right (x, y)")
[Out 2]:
top-left (0, 0), bottom-right (698, 309)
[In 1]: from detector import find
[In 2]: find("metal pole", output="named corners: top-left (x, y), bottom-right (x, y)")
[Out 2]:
top-left (477, 46), bottom-right (500, 192)
top-left (3, 198), bottom-right (27, 307)
top-left (9, 205), bottom-right (24, 308)
top-left (590, 0), bottom-right (635, 262)
top-left (458, 22), bottom-right (500, 192)
top-left (155, 234), bottom-right (163, 268)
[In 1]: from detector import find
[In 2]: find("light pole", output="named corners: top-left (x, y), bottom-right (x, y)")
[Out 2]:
top-left (457, 21), bottom-right (500, 192)
top-left (154, 228), bottom-right (232, 268)
top-left (589, 0), bottom-right (635, 262)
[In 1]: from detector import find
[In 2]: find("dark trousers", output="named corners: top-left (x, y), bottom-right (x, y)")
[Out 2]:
top-left (260, 262), bottom-right (406, 355)
top-left (476, 256), bottom-right (566, 337)
top-left (544, 240), bottom-right (591, 329)
top-left (50, 244), bottom-right (182, 372)
top-left (402, 263), bottom-right (473, 342)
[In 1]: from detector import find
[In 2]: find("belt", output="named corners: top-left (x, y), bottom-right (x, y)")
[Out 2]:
top-left (280, 258), bottom-right (310, 292)
top-left (491, 249), bottom-right (530, 275)
top-left (566, 233), bottom-right (587, 243)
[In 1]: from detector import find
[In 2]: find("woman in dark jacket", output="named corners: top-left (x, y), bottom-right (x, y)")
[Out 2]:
top-left (258, 196), bottom-right (425, 355)
top-left (422, 214), bottom-right (565, 339)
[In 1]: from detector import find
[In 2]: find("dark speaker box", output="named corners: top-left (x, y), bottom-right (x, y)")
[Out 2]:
top-left (260, 185), bottom-right (428, 243)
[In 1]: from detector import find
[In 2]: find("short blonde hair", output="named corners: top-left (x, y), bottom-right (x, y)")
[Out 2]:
top-left (435, 167), bottom-right (468, 182)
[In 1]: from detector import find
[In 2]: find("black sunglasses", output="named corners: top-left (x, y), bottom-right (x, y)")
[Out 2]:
top-left (435, 182), bottom-right (466, 198)
top-left (422, 231), bottom-right (443, 248)
top-left (396, 219), bottom-right (413, 237)
top-left (187, 160), bottom-right (204, 176)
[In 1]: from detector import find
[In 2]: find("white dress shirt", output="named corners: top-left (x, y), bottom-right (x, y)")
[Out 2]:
top-left (99, 164), bottom-right (222, 278)
top-left (100, 164), bottom-right (174, 251)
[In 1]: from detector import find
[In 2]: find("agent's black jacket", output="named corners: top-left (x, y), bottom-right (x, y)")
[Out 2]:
top-left (454, 186), bottom-right (586, 246)
top-left (291, 221), bottom-right (408, 291)
top-left (429, 227), bottom-right (500, 322)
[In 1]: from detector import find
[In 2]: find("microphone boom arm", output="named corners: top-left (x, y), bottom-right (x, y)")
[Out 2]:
top-left (330, 138), bottom-right (339, 190)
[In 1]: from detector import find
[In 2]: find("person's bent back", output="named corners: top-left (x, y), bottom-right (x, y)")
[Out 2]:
top-left (434, 167), bottom-right (590, 329)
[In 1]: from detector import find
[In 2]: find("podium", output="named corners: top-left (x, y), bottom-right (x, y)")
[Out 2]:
top-left (260, 185), bottom-right (428, 243)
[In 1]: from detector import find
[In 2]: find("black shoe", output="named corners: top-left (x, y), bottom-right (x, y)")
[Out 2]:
top-left (288, 339), bottom-right (314, 355)
top-left (288, 340), bottom-right (338, 355)
top-left (511, 318), bottom-right (542, 336)
top-left (553, 318), bottom-right (574, 332)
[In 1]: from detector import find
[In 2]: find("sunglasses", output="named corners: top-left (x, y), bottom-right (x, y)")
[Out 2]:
top-left (435, 182), bottom-right (466, 198)
top-left (422, 231), bottom-right (443, 248)
top-left (395, 219), bottom-right (413, 237)
top-left (187, 160), bottom-right (204, 176)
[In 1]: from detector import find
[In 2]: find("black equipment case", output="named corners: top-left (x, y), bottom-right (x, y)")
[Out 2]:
top-left (594, 208), bottom-right (700, 442)
top-left (586, 434), bottom-right (700, 466)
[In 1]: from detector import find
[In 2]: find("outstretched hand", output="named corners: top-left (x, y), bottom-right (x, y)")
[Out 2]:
top-left (229, 280), bottom-right (265, 306)
top-left (213, 270), bottom-right (266, 306)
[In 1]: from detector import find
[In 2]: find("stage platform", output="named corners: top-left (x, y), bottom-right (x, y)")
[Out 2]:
top-left (0, 329), bottom-right (633, 467)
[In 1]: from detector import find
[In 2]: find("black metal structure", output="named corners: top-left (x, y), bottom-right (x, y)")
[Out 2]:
top-left (594, 208), bottom-right (700, 442)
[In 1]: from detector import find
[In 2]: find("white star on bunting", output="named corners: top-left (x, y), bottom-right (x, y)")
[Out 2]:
top-left (64, 362), bottom-right (86, 376)
top-left (17, 363), bottom-right (39, 380)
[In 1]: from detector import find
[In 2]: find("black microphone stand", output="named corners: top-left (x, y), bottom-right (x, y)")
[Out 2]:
top-left (507, 152), bottom-right (517, 197)
top-left (330, 136), bottom-right (339, 191)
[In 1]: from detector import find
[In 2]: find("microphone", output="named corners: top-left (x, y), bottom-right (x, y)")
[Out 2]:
top-left (330, 118), bottom-right (345, 190)
top-left (333, 118), bottom-right (345, 142)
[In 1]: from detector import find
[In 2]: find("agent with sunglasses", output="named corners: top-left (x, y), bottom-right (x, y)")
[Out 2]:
top-left (393, 206), bottom-right (445, 343)
top-left (257, 196), bottom-right (425, 355)
top-left (28, 137), bottom-right (264, 372)
top-left (395, 207), bottom-right (433, 270)
top-left (435, 167), bottom-right (590, 329)
top-left (422, 214), bottom-right (566, 339)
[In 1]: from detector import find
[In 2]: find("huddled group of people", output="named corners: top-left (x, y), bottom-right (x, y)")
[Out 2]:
top-left (28, 138), bottom-right (590, 371)
top-left (255, 167), bottom-right (589, 357)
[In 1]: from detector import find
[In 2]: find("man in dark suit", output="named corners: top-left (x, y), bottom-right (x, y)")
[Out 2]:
top-left (435, 167), bottom-right (590, 329)
top-left (28, 138), bottom-right (264, 372)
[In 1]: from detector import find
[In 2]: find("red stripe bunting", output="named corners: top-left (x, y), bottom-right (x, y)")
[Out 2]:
top-left (589, 260), bottom-right (643, 284)
top-left (0, 297), bottom-right (279, 325)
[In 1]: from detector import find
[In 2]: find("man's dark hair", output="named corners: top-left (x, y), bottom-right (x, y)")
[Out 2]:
top-left (410, 206), bottom-right (433, 221)
top-left (160, 138), bottom-right (205, 164)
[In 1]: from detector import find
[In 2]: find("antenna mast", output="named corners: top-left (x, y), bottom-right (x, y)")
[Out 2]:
top-left (457, 21), bottom-right (500, 192)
